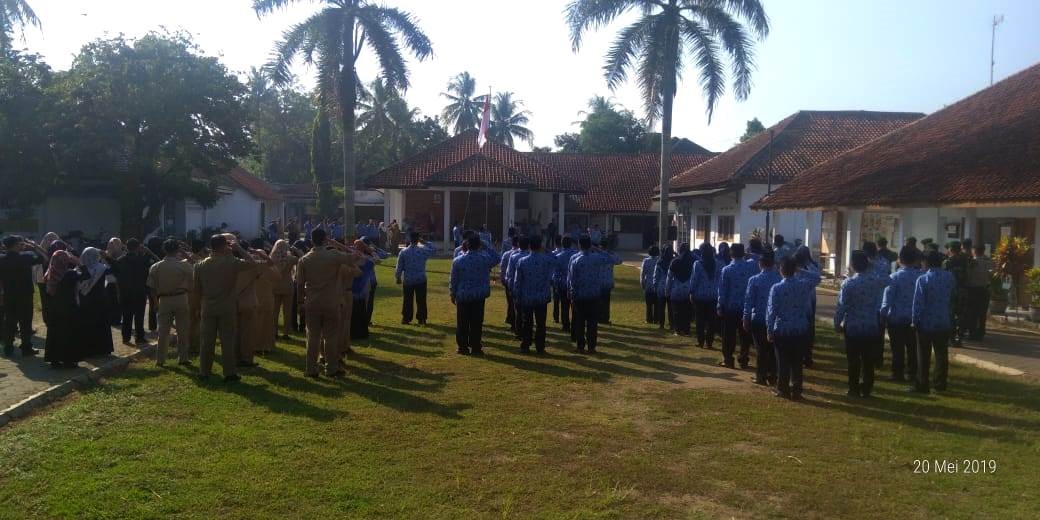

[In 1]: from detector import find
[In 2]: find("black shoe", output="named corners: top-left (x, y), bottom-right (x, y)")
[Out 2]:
top-left (223, 374), bottom-right (241, 383)
top-left (846, 389), bottom-right (859, 397)
top-left (21, 346), bottom-right (38, 357)
top-left (471, 347), bottom-right (484, 356)
top-left (536, 348), bottom-right (546, 355)
top-left (587, 347), bottom-right (597, 354)
top-left (739, 362), bottom-right (750, 370)
top-left (860, 392), bottom-right (873, 398)
top-left (774, 390), bottom-right (791, 399)
top-left (418, 320), bottom-right (426, 326)
top-left (907, 386), bottom-right (929, 394)
top-left (456, 347), bottom-right (470, 355)
top-left (280, 334), bottom-right (291, 340)
top-left (327, 370), bottom-right (346, 379)
top-left (751, 377), bottom-right (768, 386)
top-left (934, 385), bottom-right (947, 392)
top-left (791, 393), bottom-right (804, 401)
top-left (575, 346), bottom-right (586, 354)
top-left (178, 360), bottom-right (193, 367)
top-left (401, 320), bottom-right (411, 325)
top-left (718, 360), bottom-right (735, 369)
top-left (63, 362), bottom-right (79, 369)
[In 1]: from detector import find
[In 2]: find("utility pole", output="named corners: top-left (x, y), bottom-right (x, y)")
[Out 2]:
top-left (764, 129), bottom-right (775, 240)
top-left (991, 14), bottom-right (1004, 86)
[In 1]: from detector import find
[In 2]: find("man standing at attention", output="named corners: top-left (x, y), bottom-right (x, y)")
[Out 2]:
top-left (567, 236), bottom-right (614, 354)
top-left (0, 236), bottom-right (46, 357)
top-left (147, 239), bottom-right (195, 367)
top-left (513, 235), bottom-right (555, 354)
top-left (297, 228), bottom-right (360, 378)
top-left (743, 251), bottom-right (781, 386)
top-left (504, 236), bottom-right (531, 337)
top-left (880, 247), bottom-right (922, 383)
top-left (193, 234), bottom-right (258, 382)
top-left (911, 251), bottom-right (957, 394)
top-left (553, 236), bottom-right (578, 334)
top-left (113, 238), bottom-right (155, 345)
top-left (450, 235), bottom-right (499, 355)
top-left (766, 258), bottom-right (815, 400)
top-left (834, 251), bottom-right (889, 398)
top-left (717, 243), bottom-right (757, 369)
top-left (963, 244), bottom-right (994, 340)
top-left (395, 232), bottom-right (439, 326)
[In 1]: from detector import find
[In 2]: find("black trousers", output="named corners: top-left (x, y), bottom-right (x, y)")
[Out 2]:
top-left (845, 335), bottom-right (881, 395)
top-left (455, 299), bottom-right (485, 351)
top-left (367, 284), bottom-right (376, 325)
top-left (520, 303), bottom-right (548, 351)
top-left (121, 294), bottom-right (147, 342)
top-left (694, 299), bottom-right (716, 347)
top-left (505, 288), bottom-right (516, 328)
top-left (774, 335), bottom-right (807, 396)
top-left (147, 288), bottom-right (158, 331)
top-left (750, 323), bottom-right (776, 384)
top-left (555, 286), bottom-right (571, 331)
top-left (721, 310), bottom-right (751, 365)
top-left (656, 297), bottom-right (669, 330)
top-left (599, 288), bottom-right (612, 323)
top-left (351, 297), bottom-right (370, 339)
top-left (887, 322), bottom-right (917, 381)
top-left (917, 330), bottom-right (950, 392)
top-left (3, 291), bottom-right (33, 348)
top-left (401, 282), bottom-right (428, 323)
top-left (572, 298), bottom-right (600, 351)
top-left (644, 291), bottom-right (657, 323)
top-left (552, 286), bottom-right (561, 323)
top-left (670, 299), bottom-right (693, 335)
top-left (805, 298), bottom-right (817, 366)
top-left (963, 287), bottom-right (989, 339)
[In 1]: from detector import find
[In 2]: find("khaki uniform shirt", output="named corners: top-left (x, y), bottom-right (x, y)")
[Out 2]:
top-left (254, 264), bottom-right (280, 307)
top-left (147, 258), bottom-right (194, 302)
top-left (273, 256), bottom-right (298, 296)
top-left (194, 253), bottom-right (259, 316)
top-left (235, 269), bottom-right (260, 311)
top-left (298, 247), bottom-right (359, 311)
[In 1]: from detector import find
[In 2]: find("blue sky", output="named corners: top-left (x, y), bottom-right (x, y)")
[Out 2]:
top-left (20, 0), bottom-right (1040, 152)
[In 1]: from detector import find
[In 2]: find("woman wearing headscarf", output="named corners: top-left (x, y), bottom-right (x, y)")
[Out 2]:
top-left (32, 232), bottom-right (60, 304)
top-left (269, 240), bottom-right (299, 340)
top-left (38, 239), bottom-right (69, 327)
top-left (76, 247), bottom-right (115, 358)
top-left (793, 245), bottom-right (821, 368)
top-left (652, 246), bottom-right (674, 331)
top-left (666, 243), bottom-right (695, 336)
top-left (43, 250), bottom-right (84, 368)
top-left (691, 243), bottom-right (720, 349)
top-left (105, 238), bottom-right (126, 325)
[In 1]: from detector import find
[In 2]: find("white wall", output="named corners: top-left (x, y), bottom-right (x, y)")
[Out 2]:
top-left (39, 195), bottom-right (122, 240)
top-left (194, 188), bottom-right (262, 239)
top-left (528, 192), bottom-right (555, 226)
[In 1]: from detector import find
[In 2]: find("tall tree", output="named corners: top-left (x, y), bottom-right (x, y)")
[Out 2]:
top-left (487, 91), bottom-right (533, 148)
top-left (740, 117), bottom-right (765, 142)
top-left (243, 68), bottom-right (319, 183)
top-left (566, 0), bottom-right (768, 245)
top-left (311, 107), bottom-right (337, 216)
top-left (255, 0), bottom-right (432, 234)
top-left (0, 51), bottom-right (55, 214)
top-left (50, 33), bottom-right (252, 237)
top-left (441, 71), bottom-right (485, 135)
top-left (0, 0), bottom-right (39, 53)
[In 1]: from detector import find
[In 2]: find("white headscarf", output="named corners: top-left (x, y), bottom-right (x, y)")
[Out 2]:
top-left (78, 247), bottom-right (108, 296)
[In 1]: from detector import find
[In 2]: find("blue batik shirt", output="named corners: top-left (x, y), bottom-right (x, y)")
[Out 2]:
top-left (652, 260), bottom-right (669, 298)
top-left (500, 248), bottom-right (517, 283)
top-left (505, 250), bottom-right (530, 291)
top-left (717, 259), bottom-right (758, 314)
top-left (834, 272), bottom-right (889, 338)
top-left (449, 249), bottom-right (499, 303)
top-left (743, 268), bottom-right (782, 326)
top-left (767, 278), bottom-right (815, 338)
top-left (912, 268), bottom-right (956, 333)
top-left (567, 250), bottom-right (613, 301)
top-left (640, 256), bottom-right (658, 294)
top-left (552, 247), bottom-right (578, 289)
top-left (598, 250), bottom-right (621, 291)
top-left (880, 266), bottom-right (921, 326)
top-left (514, 252), bottom-right (556, 307)
top-left (872, 257), bottom-right (892, 278)
top-left (394, 242), bottom-right (438, 286)
top-left (665, 272), bottom-right (693, 301)
top-left (690, 260), bottom-right (719, 302)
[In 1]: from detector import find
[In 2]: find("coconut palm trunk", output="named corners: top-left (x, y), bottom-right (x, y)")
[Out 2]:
top-left (658, 88), bottom-right (673, 247)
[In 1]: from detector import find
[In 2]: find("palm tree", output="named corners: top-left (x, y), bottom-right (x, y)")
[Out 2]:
top-left (254, 0), bottom-right (432, 237)
top-left (488, 92), bottom-right (533, 148)
top-left (440, 71), bottom-right (485, 135)
top-left (565, 0), bottom-right (768, 246)
top-left (0, 0), bottom-right (40, 53)
top-left (357, 77), bottom-right (419, 153)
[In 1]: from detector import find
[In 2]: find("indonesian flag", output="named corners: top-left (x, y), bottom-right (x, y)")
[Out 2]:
top-left (477, 91), bottom-right (491, 148)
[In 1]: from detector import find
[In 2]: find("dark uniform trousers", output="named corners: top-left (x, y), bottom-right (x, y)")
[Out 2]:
top-left (505, 289), bottom-right (516, 329)
top-left (774, 334), bottom-right (807, 396)
top-left (964, 286), bottom-right (989, 339)
top-left (455, 299), bottom-right (486, 351)
top-left (721, 310), bottom-right (751, 366)
top-left (887, 323), bottom-right (917, 381)
top-left (694, 299), bottom-right (716, 346)
top-left (656, 297), bottom-right (669, 330)
top-left (845, 335), bottom-right (881, 395)
top-left (520, 303), bottom-right (548, 351)
top-left (552, 287), bottom-right (561, 323)
top-left (644, 291), bottom-right (657, 324)
top-left (554, 286), bottom-right (571, 332)
top-left (121, 294), bottom-right (147, 342)
top-left (916, 329), bottom-right (950, 392)
top-left (3, 290), bottom-right (33, 348)
top-left (572, 298), bottom-right (600, 351)
top-left (750, 323), bottom-right (776, 384)
top-left (599, 288), bottom-right (612, 323)
top-left (401, 281), bottom-right (428, 324)
top-left (670, 298), bottom-right (693, 335)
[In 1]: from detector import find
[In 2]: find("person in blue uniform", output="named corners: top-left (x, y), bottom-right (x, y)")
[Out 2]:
top-left (504, 236), bottom-right (531, 338)
top-left (717, 243), bottom-right (757, 368)
top-left (743, 251), bottom-right (781, 386)
top-left (499, 239), bottom-right (520, 331)
top-left (766, 257), bottom-right (815, 400)
top-left (793, 246), bottom-right (821, 368)
top-left (690, 243), bottom-right (717, 348)
top-left (394, 232), bottom-right (439, 326)
top-left (553, 236), bottom-right (578, 333)
top-left (513, 235), bottom-right (556, 354)
top-left (567, 236), bottom-right (615, 354)
top-left (640, 246), bottom-right (661, 324)
top-left (450, 235), bottom-right (499, 355)
top-left (911, 250), bottom-right (957, 393)
top-left (881, 247), bottom-right (922, 383)
top-left (653, 247), bottom-right (674, 331)
top-left (834, 250), bottom-right (889, 398)
top-left (666, 244), bottom-right (695, 336)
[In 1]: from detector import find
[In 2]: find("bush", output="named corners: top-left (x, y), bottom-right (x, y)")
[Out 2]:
top-left (1027, 267), bottom-right (1040, 306)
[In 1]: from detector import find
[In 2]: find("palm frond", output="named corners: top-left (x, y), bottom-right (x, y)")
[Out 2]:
top-left (565, 0), bottom-right (640, 50)
top-left (370, 6), bottom-right (433, 61)
top-left (696, 5), bottom-right (754, 100)
top-left (357, 9), bottom-right (409, 91)
top-left (266, 13), bottom-right (326, 86)
top-left (252, 0), bottom-right (303, 17)
top-left (602, 14), bottom-right (654, 90)
top-left (680, 17), bottom-right (725, 122)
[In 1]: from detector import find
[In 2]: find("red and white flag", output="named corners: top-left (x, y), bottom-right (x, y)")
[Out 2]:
top-left (477, 90), bottom-right (491, 148)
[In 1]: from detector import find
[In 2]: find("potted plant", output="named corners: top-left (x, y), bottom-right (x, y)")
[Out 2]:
top-left (994, 236), bottom-right (1033, 308)
top-left (1027, 267), bottom-right (1040, 321)
top-left (989, 273), bottom-right (1008, 315)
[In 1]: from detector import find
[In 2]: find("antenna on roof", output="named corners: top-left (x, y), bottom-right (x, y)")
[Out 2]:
top-left (990, 14), bottom-right (1004, 86)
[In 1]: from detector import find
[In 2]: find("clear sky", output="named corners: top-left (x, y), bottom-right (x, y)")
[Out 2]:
top-left (16, 0), bottom-right (1040, 152)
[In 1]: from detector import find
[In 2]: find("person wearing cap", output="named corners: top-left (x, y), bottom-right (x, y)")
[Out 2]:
top-left (835, 250), bottom-right (889, 398)
top-left (743, 250), bottom-right (781, 386)
top-left (911, 251), bottom-right (957, 393)
top-left (147, 239), bottom-right (195, 367)
top-left (395, 232), bottom-right (439, 326)
top-left (942, 240), bottom-right (970, 346)
top-left (0, 235), bottom-right (46, 357)
top-left (717, 243), bottom-right (757, 369)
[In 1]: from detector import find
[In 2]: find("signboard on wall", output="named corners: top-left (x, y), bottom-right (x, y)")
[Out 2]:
top-left (861, 212), bottom-right (900, 245)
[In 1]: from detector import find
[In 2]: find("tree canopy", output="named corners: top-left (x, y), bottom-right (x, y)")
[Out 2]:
top-left (740, 117), bottom-right (765, 142)
top-left (0, 51), bottom-right (55, 214)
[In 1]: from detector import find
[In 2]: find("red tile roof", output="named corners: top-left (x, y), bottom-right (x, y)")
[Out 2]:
top-left (668, 110), bottom-right (924, 193)
top-left (274, 182), bottom-right (318, 199)
top-left (427, 155), bottom-right (536, 189)
top-left (754, 63), bottom-right (1040, 210)
top-left (365, 130), bottom-right (582, 193)
top-left (226, 167), bottom-right (283, 201)
top-left (531, 153), bottom-right (714, 213)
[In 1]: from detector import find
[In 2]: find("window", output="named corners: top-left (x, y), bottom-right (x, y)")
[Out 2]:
top-left (695, 215), bottom-right (711, 242)
top-left (717, 215), bottom-right (735, 243)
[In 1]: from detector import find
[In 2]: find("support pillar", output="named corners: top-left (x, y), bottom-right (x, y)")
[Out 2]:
top-left (843, 209), bottom-right (864, 277)
top-left (557, 192), bottom-right (565, 237)
top-left (443, 190), bottom-right (452, 251)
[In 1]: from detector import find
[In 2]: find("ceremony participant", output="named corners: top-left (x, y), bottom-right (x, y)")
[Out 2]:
top-left (513, 235), bottom-right (555, 353)
top-left (43, 250), bottom-right (83, 369)
top-left (350, 240), bottom-right (377, 341)
top-left (653, 246), bottom-right (675, 331)
top-left (452, 222), bottom-right (463, 248)
top-left (598, 240), bottom-right (620, 325)
top-left (74, 247), bottom-right (114, 359)
top-left (112, 238), bottom-right (154, 345)
top-left (298, 229), bottom-right (358, 378)
top-left (691, 243), bottom-right (717, 348)
top-left (717, 243), bottom-right (757, 368)
top-left (449, 235), bottom-right (498, 355)
top-left (504, 236), bottom-right (531, 336)
top-left (231, 242), bottom-right (266, 368)
top-left (863, 241), bottom-right (890, 278)
top-left (640, 246), bottom-right (661, 324)
top-left (567, 236), bottom-right (615, 354)
top-left (193, 234), bottom-right (259, 382)
top-left (146, 240), bottom-right (193, 366)
top-left (270, 240), bottom-right (299, 339)
top-left (145, 236), bottom-right (166, 332)
top-left (336, 248), bottom-right (363, 359)
top-left (33, 233), bottom-right (60, 317)
top-left (911, 251), bottom-right (957, 393)
top-left (292, 239), bottom-right (309, 333)
top-left (834, 251), bottom-right (889, 398)
top-left (881, 247), bottom-right (922, 382)
top-left (773, 235), bottom-right (793, 262)
top-left (665, 244), bottom-right (694, 336)
top-left (766, 258), bottom-right (815, 400)
top-left (105, 238), bottom-right (126, 325)
top-left (553, 236), bottom-right (578, 332)
top-left (0, 236), bottom-right (45, 357)
top-left (964, 244), bottom-right (994, 340)
top-left (793, 246), bottom-right (821, 367)
top-left (253, 251), bottom-right (280, 356)
top-left (877, 238), bottom-right (898, 269)
top-left (187, 240), bottom-right (207, 355)
top-left (395, 232), bottom-right (439, 325)
top-left (743, 251), bottom-right (781, 386)
top-left (942, 241), bottom-right (970, 346)
top-left (499, 238), bottom-right (520, 330)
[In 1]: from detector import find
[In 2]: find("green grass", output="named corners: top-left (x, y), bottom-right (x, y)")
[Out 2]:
top-left (2, 259), bottom-right (1039, 519)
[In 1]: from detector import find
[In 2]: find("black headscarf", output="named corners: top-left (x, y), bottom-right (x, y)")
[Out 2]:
top-left (698, 243), bottom-right (717, 279)
top-left (658, 246), bottom-right (675, 272)
top-left (669, 243), bottom-right (693, 282)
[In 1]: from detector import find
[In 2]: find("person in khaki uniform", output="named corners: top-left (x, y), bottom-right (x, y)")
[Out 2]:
top-left (146, 239), bottom-right (195, 367)
top-left (297, 228), bottom-right (360, 378)
top-left (253, 256), bottom-right (281, 355)
top-left (336, 254), bottom-right (363, 363)
top-left (187, 240), bottom-right (207, 355)
top-left (270, 240), bottom-right (299, 340)
top-left (234, 242), bottom-right (272, 367)
top-left (193, 234), bottom-right (259, 382)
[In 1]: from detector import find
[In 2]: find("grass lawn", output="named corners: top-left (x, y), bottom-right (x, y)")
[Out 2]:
top-left (1, 259), bottom-right (1038, 519)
